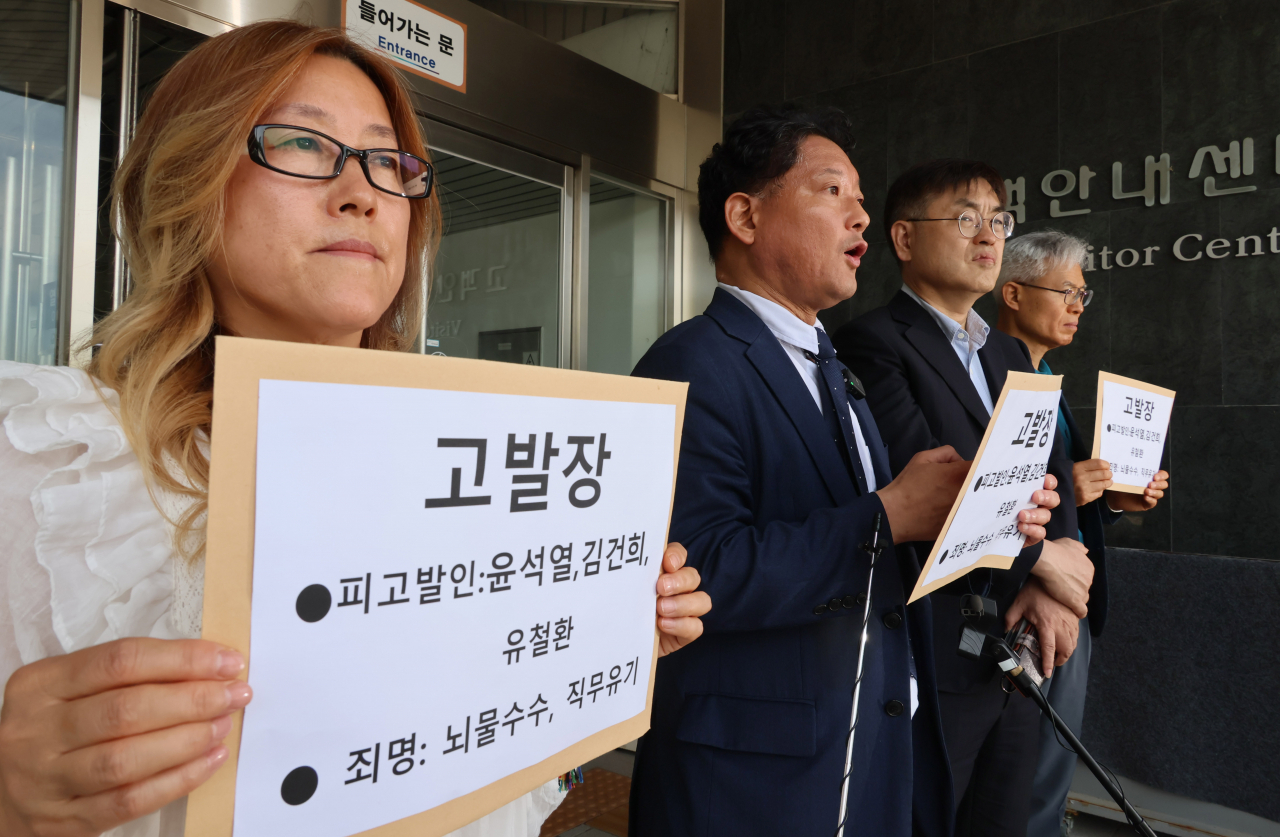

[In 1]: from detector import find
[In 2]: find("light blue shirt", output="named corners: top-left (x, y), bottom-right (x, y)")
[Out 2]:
top-left (901, 283), bottom-right (995, 416)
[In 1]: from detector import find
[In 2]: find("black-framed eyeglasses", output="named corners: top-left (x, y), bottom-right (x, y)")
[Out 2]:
top-left (247, 124), bottom-right (434, 199)
top-left (905, 209), bottom-right (1015, 239)
top-left (1012, 281), bottom-right (1093, 307)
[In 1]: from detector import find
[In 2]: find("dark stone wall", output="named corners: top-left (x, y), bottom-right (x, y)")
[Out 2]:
top-left (723, 0), bottom-right (1280, 560)
top-left (1085, 548), bottom-right (1280, 822)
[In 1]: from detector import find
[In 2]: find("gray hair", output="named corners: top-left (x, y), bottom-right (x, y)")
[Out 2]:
top-left (995, 230), bottom-right (1090, 298)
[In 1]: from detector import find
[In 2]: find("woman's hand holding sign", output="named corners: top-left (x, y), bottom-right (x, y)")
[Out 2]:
top-left (654, 543), bottom-right (711, 656)
top-left (0, 638), bottom-right (250, 837)
top-left (0, 548), bottom-right (714, 837)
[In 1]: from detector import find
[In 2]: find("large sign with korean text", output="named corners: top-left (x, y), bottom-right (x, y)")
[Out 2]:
top-left (187, 337), bottom-right (686, 837)
top-left (343, 0), bottom-right (467, 92)
top-left (1091, 372), bottom-right (1175, 495)
top-left (909, 372), bottom-right (1062, 603)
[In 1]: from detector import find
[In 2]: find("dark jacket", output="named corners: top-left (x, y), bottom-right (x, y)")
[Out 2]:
top-left (628, 289), bottom-right (953, 837)
top-left (834, 289), bottom-right (1078, 694)
top-left (1059, 393), bottom-right (1124, 637)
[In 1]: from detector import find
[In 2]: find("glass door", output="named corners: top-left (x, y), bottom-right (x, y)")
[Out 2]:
top-left (421, 120), bottom-right (571, 368)
top-left (0, 0), bottom-right (72, 364)
top-left (585, 174), bottom-right (671, 375)
top-left (95, 3), bottom-right (209, 322)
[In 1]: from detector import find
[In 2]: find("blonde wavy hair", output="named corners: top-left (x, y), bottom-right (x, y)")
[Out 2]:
top-left (84, 20), bottom-right (442, 558)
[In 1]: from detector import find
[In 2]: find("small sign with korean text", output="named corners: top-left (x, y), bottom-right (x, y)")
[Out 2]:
top-left (187, 337), bottom-right (685, 837)
top-left (343, 0), bottom-right (466, 92)
top-left (908, 371), bottom-right (1062, 603)
top-left (1091, 371), bottom-right (1175, 494)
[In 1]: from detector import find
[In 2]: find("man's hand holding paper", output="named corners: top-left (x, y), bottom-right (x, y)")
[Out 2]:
top-left (877, 446), bottom-right (1059, 546)
top-left (1018, 473), bottom-right (1062, 550)
top-left (1105, 470), bottom-right (1170, 512)
top-left (909, 371), bottom-right (1068, 603)
top-left (1072, 458), bottom-right (1114, 506)
top-left (1073, 458), bottom-right (1171, 512)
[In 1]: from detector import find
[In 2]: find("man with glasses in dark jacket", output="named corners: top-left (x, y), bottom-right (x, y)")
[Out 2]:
top-left (835, 160), bottom-right (1091, 837)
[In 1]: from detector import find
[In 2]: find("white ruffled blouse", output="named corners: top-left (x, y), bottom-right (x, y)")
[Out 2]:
top-left (0, 361), bottom-right (563, 837)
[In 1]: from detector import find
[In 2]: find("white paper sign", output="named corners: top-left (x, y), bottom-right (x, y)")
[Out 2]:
top-left (1091, 372), bottom-right (1175, 493)
top-left (231, 380), bottom-right (676, 837)
top-left (909, 372), bottom-right (1062, 602)
top-left (344, 0), bottom-right (467, 92)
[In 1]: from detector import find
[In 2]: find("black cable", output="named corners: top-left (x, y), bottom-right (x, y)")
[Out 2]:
top-left (1042, 702), bottom-right (1087, 789)
top-left (1098, 760), bottom-right (1149, 836)
top-left (1045, 694), bottom-right (1152, 835)
top-left (1035, 664), bottom-right (1154, 835)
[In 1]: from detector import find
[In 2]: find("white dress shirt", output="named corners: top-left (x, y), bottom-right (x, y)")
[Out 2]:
top-left (901, 283), bottom-right (995, 416)
top-left (718, 283), bottom-right (877, 490)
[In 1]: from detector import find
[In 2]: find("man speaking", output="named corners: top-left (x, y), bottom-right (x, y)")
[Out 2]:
top-left (627, 106), bottom-right (1060, 837)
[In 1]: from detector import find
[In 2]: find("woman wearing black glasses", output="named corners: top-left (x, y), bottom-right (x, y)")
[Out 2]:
top-left (0, 21), bottom-right (708, 837)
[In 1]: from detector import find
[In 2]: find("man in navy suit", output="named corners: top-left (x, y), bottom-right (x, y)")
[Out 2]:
top-left (993, 229), bottom-right (1171, 837)
top-left (834, 160), bottom-right (1094, 837)
top-left (627, 107), bottom-right (1061, 837)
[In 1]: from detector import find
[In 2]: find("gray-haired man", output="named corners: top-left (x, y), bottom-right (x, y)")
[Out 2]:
top-left (994, 230), bottom-right (1170, 837)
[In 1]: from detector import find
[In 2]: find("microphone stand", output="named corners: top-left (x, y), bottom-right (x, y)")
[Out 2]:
top-left (994, 649), bottom-right (1157, 837)
top-left (834, 512), bottom-right (883, 837)
top-left (957, 604), bottom-right (1158, 837)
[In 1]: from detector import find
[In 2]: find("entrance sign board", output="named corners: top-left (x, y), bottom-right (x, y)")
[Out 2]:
top-left (1091, 372), bottom-right (1175, 494)
top-left (343, 0), bottom-right (467, 92)
top-left (187, 337), bottom-right (686, 837)
top-left (909, 372), bottom-right (1062, 603)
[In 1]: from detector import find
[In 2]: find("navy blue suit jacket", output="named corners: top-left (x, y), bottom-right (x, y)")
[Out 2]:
top-left (628, 289), bottom-right (952, 837)
top-left (1059, 394), bottom-right (1123, 637)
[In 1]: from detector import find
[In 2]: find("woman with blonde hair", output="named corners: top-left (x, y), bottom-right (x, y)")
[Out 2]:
top-left (0, 20), bottom-right (709, 837)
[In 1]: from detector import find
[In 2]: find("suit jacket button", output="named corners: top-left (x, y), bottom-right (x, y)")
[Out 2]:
top-left (885, 699), bottom-right (904, 717)
top-left (857, 592), bottom-right (867, 607)
top-left (813, 604), bottom-right (828, 615)
top-left (882, 612), bottom-right (903, 629)
top-left (842, 594), bottom-right (858, 609)
top-left (828, 597), bottom-right (844, 611)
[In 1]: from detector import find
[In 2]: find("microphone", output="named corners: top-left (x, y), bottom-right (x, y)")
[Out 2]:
top-left (840, 366), bottom-right (866, 400)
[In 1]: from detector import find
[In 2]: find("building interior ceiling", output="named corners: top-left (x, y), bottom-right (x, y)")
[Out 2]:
top-left (434, 152), bottom-right (635, 235)
top-left (0, 1), bottom-right (71, 105)
top-left (434, 152), bottom-right (562, 234)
